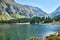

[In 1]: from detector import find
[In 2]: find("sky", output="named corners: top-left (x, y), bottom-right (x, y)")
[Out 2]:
top-left (14, 0), bottom-right (60, 14)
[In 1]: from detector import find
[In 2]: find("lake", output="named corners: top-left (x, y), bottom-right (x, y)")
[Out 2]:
top-left (0, 24), bottom-right (60, 40)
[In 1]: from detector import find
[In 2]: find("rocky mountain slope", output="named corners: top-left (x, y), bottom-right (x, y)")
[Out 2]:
top-left (0, 0), bottom-right (48, 20)
top-left (51, 6), bottom-right (60, 17)
top-left (24, 5), bottom-right (48, 17)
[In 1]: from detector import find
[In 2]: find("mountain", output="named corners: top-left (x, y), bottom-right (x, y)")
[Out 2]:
top-left (50, 6), bottom-right (60, 17)
top-left (24, 5), bottom-right (48, 17)
top-left (0, 0), bottom-right (48, 20)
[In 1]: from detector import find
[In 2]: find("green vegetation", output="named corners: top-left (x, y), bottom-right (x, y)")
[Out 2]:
top-left (44, 17), bottom-right (53, 23)
top-left (27, 32), bottom-right (60, 40)
top-left (0, 18), bottom-right (30, 23)
top-left (53, 15), bottom-right (60, 22)
top-left (0, 15), bottom-right (60, 24)
top-left (28, 37), bottom-right (39, 40)
top-left (45, 32), bottom-right (60, 40)
top-left (27, 37), bottom-right (43, 40)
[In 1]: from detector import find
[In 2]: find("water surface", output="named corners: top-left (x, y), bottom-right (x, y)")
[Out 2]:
top-left (0, 24), bottom-right (60, 40)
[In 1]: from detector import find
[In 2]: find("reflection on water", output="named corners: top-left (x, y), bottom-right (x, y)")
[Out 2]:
top-left (0, 24), bottom-right (60, 40)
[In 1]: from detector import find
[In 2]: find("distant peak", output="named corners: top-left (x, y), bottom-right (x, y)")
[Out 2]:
top-left (58, 6), bottom-right (60, 8)
top-left (56, 6), bottom-right (60, 10)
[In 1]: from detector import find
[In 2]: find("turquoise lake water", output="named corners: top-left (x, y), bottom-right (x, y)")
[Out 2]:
top-left (0, 24), bottom-right (60, 40)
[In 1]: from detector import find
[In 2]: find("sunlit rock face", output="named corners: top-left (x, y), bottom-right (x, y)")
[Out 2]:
top-left (0, 0), bottom-right (48, 20)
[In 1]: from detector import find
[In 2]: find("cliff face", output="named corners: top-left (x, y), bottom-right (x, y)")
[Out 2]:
top-left (0, 0), bottom-right (48, 20)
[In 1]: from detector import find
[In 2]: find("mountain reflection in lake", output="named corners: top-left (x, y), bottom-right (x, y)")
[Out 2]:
top-left (0, 24), bottom-right (60, 40)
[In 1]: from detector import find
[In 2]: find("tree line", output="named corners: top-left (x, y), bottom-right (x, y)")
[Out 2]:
top-left (0, 15), bottom-right (60, 23)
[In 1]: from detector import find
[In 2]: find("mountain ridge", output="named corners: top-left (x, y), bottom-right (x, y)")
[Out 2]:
top-left (50, 6), bottom-right (60, 17)
top-left (0, 0), bottom-right (60, 20)
top-left (0, 0), bottom-right (48, 20)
